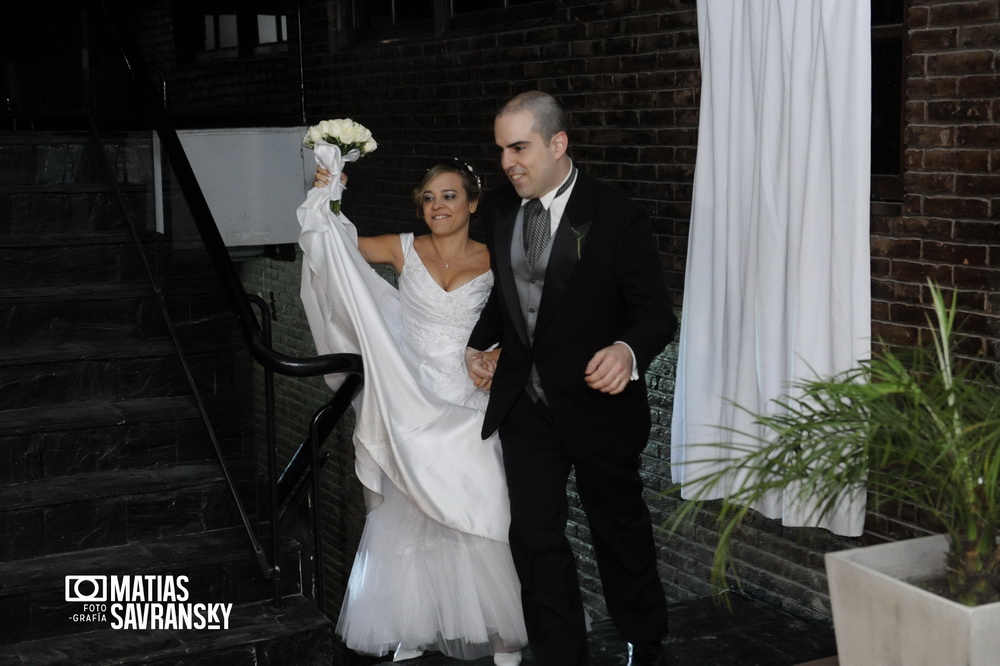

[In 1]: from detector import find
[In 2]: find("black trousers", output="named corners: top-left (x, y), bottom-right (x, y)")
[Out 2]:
top-left (498, 392), bottom-right (669, 665)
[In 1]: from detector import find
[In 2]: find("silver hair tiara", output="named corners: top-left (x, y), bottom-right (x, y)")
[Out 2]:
top-left (432, 158), bottom-right (481, 188)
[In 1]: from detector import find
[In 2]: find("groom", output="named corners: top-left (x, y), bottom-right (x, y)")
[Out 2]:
top-left (466, 91), bottom-right (676, 665)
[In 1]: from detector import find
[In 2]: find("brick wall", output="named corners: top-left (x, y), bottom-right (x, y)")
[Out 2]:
top-left (130, 0), bottom-right (1000, 631)
top-left (126, 2), bottom-right (304, 125)
top-left (861, 0), bottom-right (1000, 564)
top-left (881, 0), bottom-right (1000, 361)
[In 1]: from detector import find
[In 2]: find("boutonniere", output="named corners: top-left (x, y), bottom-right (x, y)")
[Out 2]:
top-left (573, 222), bottom-right (592, 259)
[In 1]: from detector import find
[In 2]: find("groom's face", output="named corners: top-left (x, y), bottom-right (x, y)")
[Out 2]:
top-left (494, 110), bottom-right (566, 200)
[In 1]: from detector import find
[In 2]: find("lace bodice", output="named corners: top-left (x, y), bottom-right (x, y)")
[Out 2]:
top-left (398, 233), bottom-right (494, 410)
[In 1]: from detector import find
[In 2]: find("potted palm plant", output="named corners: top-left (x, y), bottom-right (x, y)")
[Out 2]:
top-left (670, 281), bottom-right (1000, 665)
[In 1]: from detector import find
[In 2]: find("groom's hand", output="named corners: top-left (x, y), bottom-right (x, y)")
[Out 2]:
top-left (465, 347), bottom-right (494, 391)
top-left (585, 343), bottom-right (633, 394)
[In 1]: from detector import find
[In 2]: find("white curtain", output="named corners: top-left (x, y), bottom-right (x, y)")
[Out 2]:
top-left (671, 0), bottom-right (871, 536)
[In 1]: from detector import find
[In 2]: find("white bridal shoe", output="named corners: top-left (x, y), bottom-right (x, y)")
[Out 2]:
top-left (393, 645), bottom-right (424, 661)
top-left (494, 651), bottom-right (522, 665)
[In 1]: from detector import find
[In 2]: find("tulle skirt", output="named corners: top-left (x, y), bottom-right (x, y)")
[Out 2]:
top-left (336, 478), bottom-right (528, 660)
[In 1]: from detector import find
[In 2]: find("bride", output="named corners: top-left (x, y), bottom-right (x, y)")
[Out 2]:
top-left (299, 158), bottom-right (526, 664)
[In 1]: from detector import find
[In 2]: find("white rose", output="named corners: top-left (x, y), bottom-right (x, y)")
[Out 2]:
top-left (304, 126), bottom-right (324, 146)
top-left (363, 139), bottom-right (378, 153)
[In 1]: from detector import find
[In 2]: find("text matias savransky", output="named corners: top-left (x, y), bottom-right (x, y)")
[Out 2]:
top-left (65, 574), bottom-right (233, 630)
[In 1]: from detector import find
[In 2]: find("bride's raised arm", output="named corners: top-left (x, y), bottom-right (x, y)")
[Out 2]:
top-left (313, 166), bottom-right (404, 272)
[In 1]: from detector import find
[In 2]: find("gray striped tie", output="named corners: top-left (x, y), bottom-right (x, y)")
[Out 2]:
top-left (522, 198), bottom-right (548, 267)
top-left (522, 168), bottom-right (577, 267)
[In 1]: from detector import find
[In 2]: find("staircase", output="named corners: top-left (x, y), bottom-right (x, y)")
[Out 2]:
top-left (0, 130), bottom-right (333, 663)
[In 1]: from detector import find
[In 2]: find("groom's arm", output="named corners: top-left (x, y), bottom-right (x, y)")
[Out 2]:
top-left (466, 284), bottom-right (504, 387)
top-left (612, 209), bottom-right (677, 374)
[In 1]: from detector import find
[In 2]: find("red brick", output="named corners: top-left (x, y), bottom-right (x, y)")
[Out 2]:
top-left (910, 28), bottom-right (959, 50)
top-left (872, 321), bottom-right (920, 346)
top-left (904, 124), bottom-right (955, 147)
top-left (904, 100), bottom-right (927, 123)
top-left (928, 1), bottom-right (999, 26)
top-left (890, 260), bottom-right (953, 284)
top-left (908, 5), bottom-right (930, 29)
top-left (907, 76), bottom-right (959, 97)
top-left (904, 171), bottom-right (956, 194)
top-left (956, 173), bottom-right (1000, 195)
top-left (893, 216), bottom-right (954, 238)
top-left (926, 50), bottom-right (997, 75)
top-left (872, 236), bottom-right (921, 258)
top-left (960, 22), bottom-right (1000, 47)
top-left (922, 241), bottom-right (988, 265)
top-left (954, 264), bottom-right (1000, 290)
top-left (924, 195), bottom-right (991, 219)
top-left (959, 74), bottom-right (1000, 96)
top-left (927, 100), bottom-right (991, 122)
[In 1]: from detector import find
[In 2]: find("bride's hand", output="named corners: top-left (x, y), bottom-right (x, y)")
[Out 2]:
top-left (313, 167), bottom-right (347, 189)
top-left (465, 347), bottom-right (494, 391)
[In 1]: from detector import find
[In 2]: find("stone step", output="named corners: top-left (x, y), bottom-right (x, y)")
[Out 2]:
top-left (0, 593), bottom-right (331, 665)
top-left (0, 462), bottom-right (255, 563)
top-left (0, 395), bottom-right (251, 486)
top-left (0, 278), bottom-right (243, 346)
top-left (0, 336), bottom-right (249, 410)
top-left (0, 131), bottom-right (153, 188)
top-left (0, 283), bottom-right (165, 346)
top-left (0, 236), bottom-right (152, 290)
top-left (0, 525), bottom-right (311, 645)
top-left (0, 188), bottom-right (151, 236)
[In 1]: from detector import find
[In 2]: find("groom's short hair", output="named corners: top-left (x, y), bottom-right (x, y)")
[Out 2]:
top-left (497, 91), bottom-right (569, 144)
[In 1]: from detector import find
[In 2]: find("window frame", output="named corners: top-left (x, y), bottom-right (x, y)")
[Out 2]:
top-left (870, 1), bottom-right (908, 204)
top-left (340, 0), bottom-right (552, 44)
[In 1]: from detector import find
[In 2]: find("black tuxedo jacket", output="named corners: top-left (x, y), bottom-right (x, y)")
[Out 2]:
top-left (469, 169), bottom-right (677, 452)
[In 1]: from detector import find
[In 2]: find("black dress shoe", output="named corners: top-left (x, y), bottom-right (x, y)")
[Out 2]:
top-left (626, 640), bottom-right (666, 666)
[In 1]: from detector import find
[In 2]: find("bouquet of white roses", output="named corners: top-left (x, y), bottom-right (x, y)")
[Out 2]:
top-left (303, 118), bottom-right (377, 215)
top-left (302, 118), bottom-right (378, 155)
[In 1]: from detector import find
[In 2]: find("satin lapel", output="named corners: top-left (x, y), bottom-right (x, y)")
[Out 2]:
top-left (536, 185), bottom-right (592, 336)
top-left (493, 202), bottom-right (530, 348)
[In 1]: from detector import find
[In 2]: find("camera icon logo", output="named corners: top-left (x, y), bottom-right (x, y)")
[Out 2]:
top-left (65, 575), bottom-right (108, 602)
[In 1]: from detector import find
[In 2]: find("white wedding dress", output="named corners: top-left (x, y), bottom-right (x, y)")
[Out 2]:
top-left (297, 154), bottom-right (526, 660)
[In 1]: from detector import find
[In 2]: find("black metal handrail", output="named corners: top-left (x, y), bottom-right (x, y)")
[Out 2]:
top-left (94, 0), bottom-right (363, 611)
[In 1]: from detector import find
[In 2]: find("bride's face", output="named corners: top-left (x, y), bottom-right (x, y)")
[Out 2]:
top-left (420, 171), bottom-right (478, 235)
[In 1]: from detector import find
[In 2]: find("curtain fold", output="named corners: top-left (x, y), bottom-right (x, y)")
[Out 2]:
top-left (671, 0), bottom-right (871, 537)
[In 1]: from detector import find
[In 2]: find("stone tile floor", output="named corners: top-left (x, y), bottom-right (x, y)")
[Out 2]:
top-left (337, 592), bottom-right (839, 665)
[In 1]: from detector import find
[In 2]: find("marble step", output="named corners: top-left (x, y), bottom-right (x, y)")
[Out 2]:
top-left (0, 273), bottom-right (242, 340)
top-left (0, 462), bottom-right (256, 563)
top-left (0, 236), bottom-right (152, 290)
top-left (0, 526), bottom-right (312, 646)
top-left (0, 337), bottom-right (249, 410)
top-left (0, 283), bottom-right (166, 346)
top-left (0, 131), bottom-right (153, 189)
top-left (0, 594), bottom-right (331, 665)
top-left (0, 187), bottom-right (150, 237)
top-left (0, 395), bottom-right (251, 486)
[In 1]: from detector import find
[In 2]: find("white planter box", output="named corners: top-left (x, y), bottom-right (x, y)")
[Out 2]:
top-left (825, 534), bottom-right (1000, 666)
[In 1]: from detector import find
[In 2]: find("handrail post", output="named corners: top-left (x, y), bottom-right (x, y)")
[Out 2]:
top-left (308, 406), bottom-right (326, 612)
top-left (249, 295), bottom-right (283, 611)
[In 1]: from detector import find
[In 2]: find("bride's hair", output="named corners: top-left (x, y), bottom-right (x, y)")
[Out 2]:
top-left (412, 159), bottom-right (482, 217)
